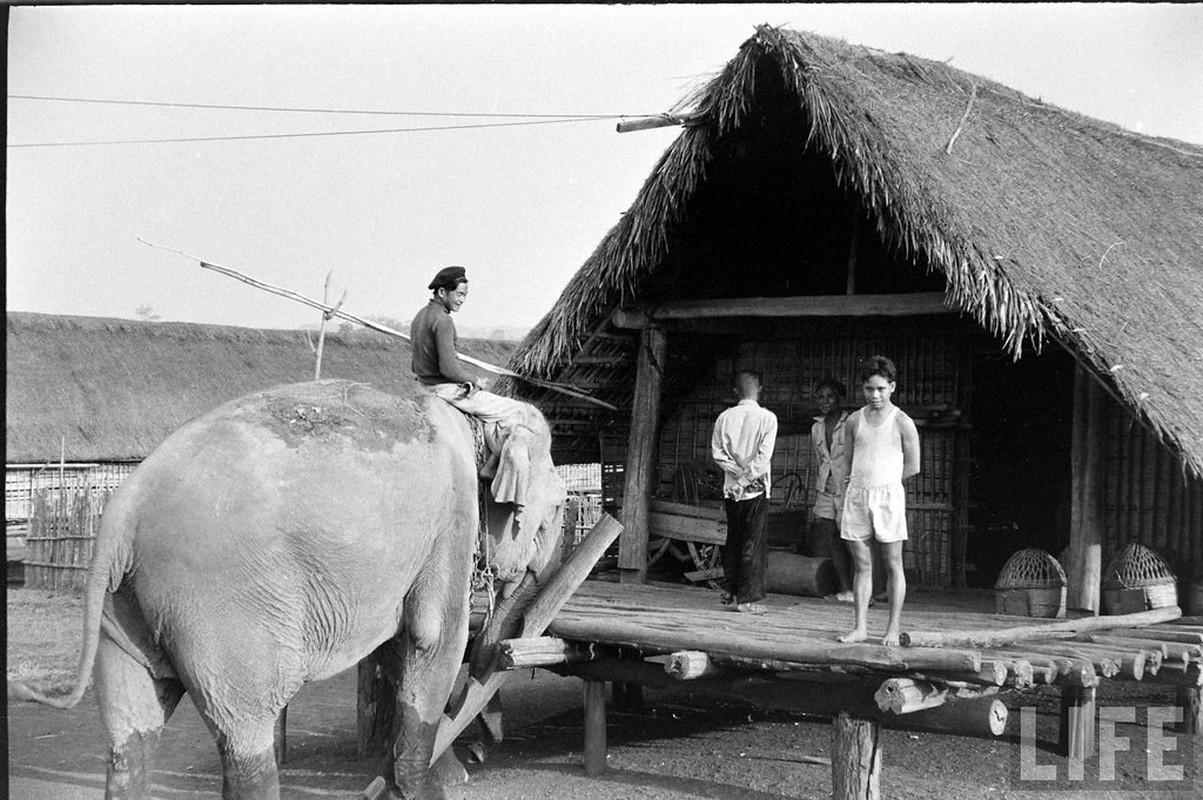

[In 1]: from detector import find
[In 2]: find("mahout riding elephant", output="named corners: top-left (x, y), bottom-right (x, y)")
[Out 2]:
top-left (12, 379), bottom-right (566, 800)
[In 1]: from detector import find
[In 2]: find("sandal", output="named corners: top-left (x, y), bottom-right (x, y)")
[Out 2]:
top-left (736, 601), bottom-right (767, 615)
top-left (718, 592), bottom-right (736, 608)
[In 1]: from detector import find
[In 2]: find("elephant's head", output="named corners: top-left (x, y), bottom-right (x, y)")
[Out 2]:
top-left (484, 411), bottom-right (568, 585)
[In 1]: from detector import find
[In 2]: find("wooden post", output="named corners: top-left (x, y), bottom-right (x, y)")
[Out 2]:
top-left (1175, 686), bottom-right (1202, 734)
top-left (1068, 365), bottom-right (1105, 613)
top-left (1060, 685), bottom-right (1097, 761)
top-left (357, 653), bottom-right (396, 759)
top-left (583, 678), bottom-right (608, 776)
top-left (832, 713), bottom-right (881, 800)
top-left (619, 327), bottom-right (667, 583)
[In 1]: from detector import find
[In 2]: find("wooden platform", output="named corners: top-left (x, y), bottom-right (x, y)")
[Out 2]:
top-left (550, 581), bottom-right (1199, 683)
top-left (528, 581), bottom-right (1203, 795)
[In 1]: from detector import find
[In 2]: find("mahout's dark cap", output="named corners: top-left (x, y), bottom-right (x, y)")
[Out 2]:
top-left (428, 266), bottom-right (468, 291)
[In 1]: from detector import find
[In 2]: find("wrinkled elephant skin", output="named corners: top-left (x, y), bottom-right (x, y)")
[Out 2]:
top-left (14, 380), bottom-right (566, 800)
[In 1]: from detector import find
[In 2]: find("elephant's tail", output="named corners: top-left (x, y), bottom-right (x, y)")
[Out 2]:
top-left (9, 490), bottom-right (135, 709)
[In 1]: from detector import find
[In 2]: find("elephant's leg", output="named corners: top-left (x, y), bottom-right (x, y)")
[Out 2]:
top-left (393, 591), bottom-right (470, 799)
top-left (214, 722), bottom-right (280, 800)
top-left (96, 635), bottom-right (184, 800)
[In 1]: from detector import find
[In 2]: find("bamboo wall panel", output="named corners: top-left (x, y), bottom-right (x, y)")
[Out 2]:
top-left (25, 487), bottom-right (111, 593)
top-left (1103, 399), bottom-right (1203, 586)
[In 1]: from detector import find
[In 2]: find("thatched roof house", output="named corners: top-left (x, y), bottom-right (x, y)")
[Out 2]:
top-left (505, 26), bottom-right (1203, 594)
top-left (6, 311), bottom-right (514, 463)
top-left (511, 26), bottom-right (1203, 477)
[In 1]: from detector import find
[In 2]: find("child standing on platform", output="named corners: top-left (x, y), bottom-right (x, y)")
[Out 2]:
top-left (837, 356), bottom-right (921, 646)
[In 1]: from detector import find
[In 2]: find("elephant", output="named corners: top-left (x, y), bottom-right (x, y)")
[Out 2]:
top-left (12, 379), bottom-right (567, 800)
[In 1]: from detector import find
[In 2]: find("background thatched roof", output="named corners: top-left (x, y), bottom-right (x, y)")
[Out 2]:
top-left (509, 26), bottom-right (1203, 474)
top-left (6, 312), bottom-right (514, 462)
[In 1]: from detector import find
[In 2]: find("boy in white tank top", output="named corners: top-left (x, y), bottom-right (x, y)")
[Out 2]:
top-left (837, 356), bottom-right (921, 646)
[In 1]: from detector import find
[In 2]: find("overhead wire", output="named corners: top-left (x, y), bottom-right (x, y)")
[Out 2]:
top-left (9, 116), bottom-right (615, 148)
top-left (8, 93), bottom-right (628, 119)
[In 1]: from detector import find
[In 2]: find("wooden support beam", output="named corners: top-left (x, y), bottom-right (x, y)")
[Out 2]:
top-left (874, 678), bottom-right (948, 714)
top-left (498, 636), bottom-right (603, 669)
top-left (611, 293), bottom-right (952, 328)
top-left (563, 658), bottom-right (1011, 739)
top-left (1060, 685), bottom-right (1097, 761)
top-left (619, 328), bottom-right (667, 583)
top-left (356, 652), bottom-right (397, 759)
top-left (666, 650), bottom-right (726, 680)
top-left (900, 697), bottom-right (1010, 738)
top-left (832, 713), bottom-right (882, 800)
top-left (1104, 627), bottom-right (1202, 646)
top-left (428, 515), bottom-right (624, 764)
top-left (899, 605), bottom-right (1181, 648)
top-left (1175, 686), bottom-right (1202, 734)
top-left (1019, 642), bottom-right (1123, 679)
top-left (1068, 365), bottom-right (1106, 612)
top-left (583, 679), bottom-right (607, 776)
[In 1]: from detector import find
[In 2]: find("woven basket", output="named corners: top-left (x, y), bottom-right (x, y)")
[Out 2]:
top-left (1101, 544), bottom-right (1177, 615)
top-left (995, 548), bottom-right (1067, 618)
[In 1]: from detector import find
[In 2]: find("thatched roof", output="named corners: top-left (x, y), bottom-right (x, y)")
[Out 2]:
top-left (6, 312), bottom-right (514, 463)
top-left (509, 26), bottom-right (1203, 474)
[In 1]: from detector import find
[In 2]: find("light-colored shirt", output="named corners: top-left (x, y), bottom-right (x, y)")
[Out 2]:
top-left (711, 399), bottom-right (778, 501)
top-left (811, 410), bottom-right (849, 498)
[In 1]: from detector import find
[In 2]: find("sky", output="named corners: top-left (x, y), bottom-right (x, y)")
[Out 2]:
top-left (7, 3), bottom-right (1203, 337)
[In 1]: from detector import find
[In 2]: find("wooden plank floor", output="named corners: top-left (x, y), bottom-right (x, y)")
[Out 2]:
top-left (548, 581), bottom-right (1200, 685)
top-left (552, 581), bottom-right (1057, 658)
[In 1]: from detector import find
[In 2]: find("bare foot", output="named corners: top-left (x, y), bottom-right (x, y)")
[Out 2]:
top-left (835, 591), bottom-right (854, 603)
top-left (881, 628), bottom-right (901, 647)
top-left (838, 628), bottom-right (868, 643)
top-left (737, 601), bottom-right (767, 615)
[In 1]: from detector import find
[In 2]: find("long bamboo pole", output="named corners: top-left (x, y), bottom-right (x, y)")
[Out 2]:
top-left (137, 238), bottom-right (617, 411)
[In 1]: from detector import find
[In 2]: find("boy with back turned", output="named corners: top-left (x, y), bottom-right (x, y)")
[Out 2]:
top-left (837, 356), bottom-right (921, 646)
top-left (711, 370), bottom-right (778, 615)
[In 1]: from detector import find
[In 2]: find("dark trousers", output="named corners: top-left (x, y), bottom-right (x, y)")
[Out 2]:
top-left (722, 494), bottom-right (768, 603)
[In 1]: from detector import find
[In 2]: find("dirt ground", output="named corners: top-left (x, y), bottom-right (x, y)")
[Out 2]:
top-left (7, 587), bottom-right (1200, 799)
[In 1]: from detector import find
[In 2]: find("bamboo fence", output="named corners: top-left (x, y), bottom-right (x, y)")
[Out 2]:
top-left (24, 487), bottom-right (110, 592)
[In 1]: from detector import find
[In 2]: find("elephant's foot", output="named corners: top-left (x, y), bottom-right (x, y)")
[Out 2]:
top-left (218, 744), bottom-right (280, 800)
top-left (393, 750), bottom-right (466, 800)
top-left (433, 748), bottom-right (469, 785)
top-left (105, 730), bottom-right (161, 800)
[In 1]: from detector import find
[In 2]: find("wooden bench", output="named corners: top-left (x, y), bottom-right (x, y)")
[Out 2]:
top-left (648, 499), bottom-right (726, 545)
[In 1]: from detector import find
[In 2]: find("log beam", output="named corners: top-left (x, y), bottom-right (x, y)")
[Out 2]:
top-left (619, 328), bottom-right (667, 583)
top-left (875, 679), bottom-right (948, 714)
top-left (611, 292), bottom-right (952, 329)
top-left (498, 636), bottom-right (603, 669)
top-left (899, 605), bottom-right (1181, 648)
top-left (666, 650), bottom-right (727, 680)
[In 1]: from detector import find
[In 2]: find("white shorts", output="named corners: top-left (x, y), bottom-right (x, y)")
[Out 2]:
top-left (840, 483), bottom-right (908, 543)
